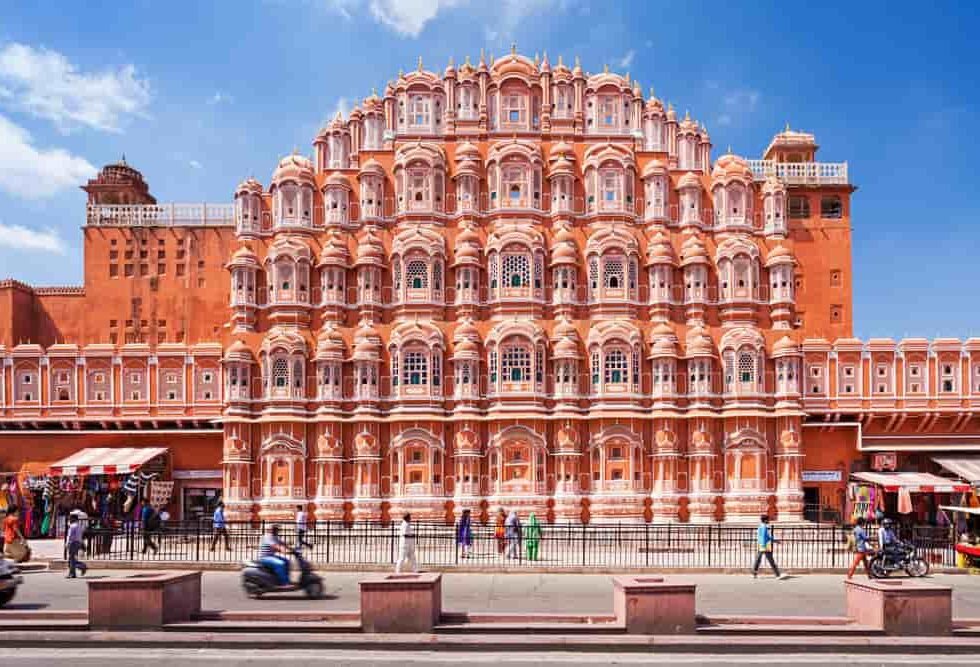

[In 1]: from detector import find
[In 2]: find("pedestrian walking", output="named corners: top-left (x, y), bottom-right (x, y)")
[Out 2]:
top-left (525, 512), bottom-right (542, 561)
top-left (457, 508), bottom-right (473, 558)
top-left (505, 510), bottom-right (522, 559)
top-left (395, 513), bottom-right (418, 574)
top-left (847, 517), bottom-right (872, 579)
top-left (751, 514), bottom-right (784, 579)
top-left (295, 504), bottom-right (313, 549)
top-left (3, 506), bottom-right (27, 562)
top-left (494, 508), bottom-right (506, 555)
top-left (210, 501), bottom-right (231, 552)
top-left (141, 503), bottom-right (160, 554)
top-left (65, 513), bottom-right (87, 578)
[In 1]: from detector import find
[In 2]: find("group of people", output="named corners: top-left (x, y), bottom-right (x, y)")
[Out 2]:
top-left (846, 516), bottom-right (906, 579)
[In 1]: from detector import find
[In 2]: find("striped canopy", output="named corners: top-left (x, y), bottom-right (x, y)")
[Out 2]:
top-left (49, 447), bottom-right (168, 476)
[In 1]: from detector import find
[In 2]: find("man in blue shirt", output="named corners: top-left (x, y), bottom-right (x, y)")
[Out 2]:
top-left (848, 517), bottom-right (871, 579)
top-left (751, 514), bottom-right (785, 579)
top-left (257, 525), bottom-right (291, 585)
top-left (879, 518), bottom-right (901, 566)
top-left (209, 501), bottom-right (231, 552)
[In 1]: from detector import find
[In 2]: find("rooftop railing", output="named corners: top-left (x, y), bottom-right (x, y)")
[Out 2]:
top-left (747, 160), bottom-right (849, 185)
top-left (86, 203), bottom-right (235, 227)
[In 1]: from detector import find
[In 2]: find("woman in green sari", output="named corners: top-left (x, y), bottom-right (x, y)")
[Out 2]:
top-left (525, 512), bottom-right (542, 561)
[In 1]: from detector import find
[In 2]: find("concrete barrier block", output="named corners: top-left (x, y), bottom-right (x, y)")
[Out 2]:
top-left (87, 571), bottom-right (202, 630)
top-left (613, 575), bottom-right (696, 634)
top-left (845, 578), bottom-right (952, 636)
top-left (359, 572), bottom-right (442, 633)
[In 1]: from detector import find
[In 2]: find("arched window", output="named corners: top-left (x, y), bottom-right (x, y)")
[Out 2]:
top-left (603, 257), bottom-right (624, 289)
top-left (292, 360), bottom-right (304, 389)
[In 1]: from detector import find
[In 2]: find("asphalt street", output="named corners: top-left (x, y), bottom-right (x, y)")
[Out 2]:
top-left (7, 569), bottom-right (980, 617)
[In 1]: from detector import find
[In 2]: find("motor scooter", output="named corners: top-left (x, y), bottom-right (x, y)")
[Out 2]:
top-left (0, 558), bottom-right (24, 607)
top-left (241, 546), bottom-right (323, 599)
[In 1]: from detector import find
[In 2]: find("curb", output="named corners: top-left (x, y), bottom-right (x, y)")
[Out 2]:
top-left (3, 630), bottom-right (980, 654)
top-left (45, 559), bottom-right (968, 575)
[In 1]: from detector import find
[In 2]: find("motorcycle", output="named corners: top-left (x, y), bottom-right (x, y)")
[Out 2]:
top-left (241, 547), bottom-right (323, 599)
top-left (868, 543), bottom-right (930, 578)
top-left (0, 558), bottom-right (24, 607)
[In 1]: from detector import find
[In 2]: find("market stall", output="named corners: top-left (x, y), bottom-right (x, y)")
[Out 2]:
top-left (45, 447), bottom-right (173, 548)
top-left (847, 471), bottom-right (970, 527)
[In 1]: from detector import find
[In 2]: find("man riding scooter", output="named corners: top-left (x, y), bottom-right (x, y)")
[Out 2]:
top-left (257, 525), bottom-right (291, 586)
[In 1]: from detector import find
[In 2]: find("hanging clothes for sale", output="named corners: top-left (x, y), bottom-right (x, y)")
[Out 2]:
top-left (898, 486), bottom-right (914, 514)
top-left (148, 480), bottom-right (174, 507)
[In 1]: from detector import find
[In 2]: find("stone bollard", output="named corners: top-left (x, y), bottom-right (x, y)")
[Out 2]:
top-left (844, 578), bottom-right (952, 636)
top-left (87, 571), bottom-right (202, 630)
top-left (359, 572), bottom-right (442, 633)
top-left (613, 575), bottom-right (697, 634)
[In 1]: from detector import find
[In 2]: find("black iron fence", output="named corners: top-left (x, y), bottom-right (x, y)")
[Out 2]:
top-left (78, 520), bottom-right (957, 570)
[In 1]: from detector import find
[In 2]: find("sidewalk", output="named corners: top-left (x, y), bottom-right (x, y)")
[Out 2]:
top-left (10, 570), bottom-right (980, 618)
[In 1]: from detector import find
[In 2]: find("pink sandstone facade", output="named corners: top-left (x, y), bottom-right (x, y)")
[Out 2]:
top-left (1, 50), bottom-right (978, 523)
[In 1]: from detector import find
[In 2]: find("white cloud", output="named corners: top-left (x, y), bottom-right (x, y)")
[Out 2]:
top-left (207, 91), bottom-right (233, 105)
top-left (0, 42), bottom-right (150, 133)
top-left (189, 159), bottom-right (203, 169)
top-left (331, 97), bottom-right (351, 119)
top-left (710, 86), bottom-right (760, 128)
top-left (325, 0), bottom-right (567, 39)
top-left (0, 113), bottom-right (96, 198)
top-left (617, 50), bottom-right (635, 69)
top-left (0, 220), bottom-right (67, 255)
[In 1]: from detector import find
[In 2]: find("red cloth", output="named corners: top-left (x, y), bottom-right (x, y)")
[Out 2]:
top-left (897, 487), bottom-right (914, 514)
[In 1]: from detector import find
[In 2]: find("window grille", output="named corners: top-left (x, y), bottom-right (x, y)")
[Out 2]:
top-left (604, 349), bottom-right (628, 384)
top-left (403, 351), bottom-right (428, 386)
top-left (406, 260), bottom-right (428, 289)
top-left (273, 358), bottom-right (288, 387)
top-left (502, 254), bottom-right (530, 288)
top-left (589, 258), bottom-right (599, 290)
top-left (603, 258), bottom-right (624, 289)
top-left (502, 345), bottom-right (531, 382)
top-left (738, 353), bottom-right (755, 384)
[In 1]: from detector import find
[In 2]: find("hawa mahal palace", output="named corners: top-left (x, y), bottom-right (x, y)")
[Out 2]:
top-left (2, 50), bottom-right (979, 524)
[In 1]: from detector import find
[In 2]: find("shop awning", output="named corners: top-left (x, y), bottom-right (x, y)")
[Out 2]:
top-left (933, 457), bottom-right (980, 486)
top-left (940, 505), bottom-right (980, 516)
top-left (49, 447), bottom-right (168, 476)
top-left (851, 471), bottom-right (970, 493)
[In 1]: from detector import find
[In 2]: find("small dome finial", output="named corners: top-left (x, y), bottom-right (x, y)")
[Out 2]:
top-left (511, 41), bottom-right (517, 55)
top-left (727, 144), bottom-right (733, 154)
top-left (785, 121), bottom-right (791, 132)
top-left (417, 56), bottom-right (423, 71)
top-left (558, 54), bottom-right (564, 67)
top-left (603, 63), bottom-right (609, 74)
top-left (465, 54), bottom-right (471, 66)
top-left (120, 153), bottom-right (127, 164)
top-left (649, 86), bottom-right (655, 98)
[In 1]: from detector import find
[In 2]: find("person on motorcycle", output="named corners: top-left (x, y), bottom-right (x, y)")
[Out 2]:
top-left (257, 525), bottom-right (291, 586)
top-left (879, 518), bottom-right (902, 566)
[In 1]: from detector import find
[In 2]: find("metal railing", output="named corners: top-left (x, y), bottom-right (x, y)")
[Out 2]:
top-left (746, 160), bottom-right (849, 185)
top-left (81, 520), bottom-right (956, 570)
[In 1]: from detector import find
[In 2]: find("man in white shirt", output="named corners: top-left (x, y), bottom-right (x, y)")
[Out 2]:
top-left (295, 505), bottom-right (312, 549)
top-left (395, 513), bottom-right (418, 574)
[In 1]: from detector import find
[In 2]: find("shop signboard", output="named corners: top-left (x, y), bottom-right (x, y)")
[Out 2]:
top-left (802, 470), bottom-right (842, 483)
top-left (871, 452), bottom-right (897, 471)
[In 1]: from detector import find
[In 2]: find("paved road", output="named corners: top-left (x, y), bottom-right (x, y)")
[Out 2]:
top-left (7, 648), bottom-right (980, 666)
top-left (8, 569), bottom-right (980, 617)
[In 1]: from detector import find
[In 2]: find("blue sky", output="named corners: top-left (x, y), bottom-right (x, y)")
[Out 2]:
top-left (0, 1), bottom-right (978, 339)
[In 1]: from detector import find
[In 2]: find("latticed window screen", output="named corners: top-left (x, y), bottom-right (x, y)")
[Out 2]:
top-left (628, 259), bottom-right (637, 290)
top-left (503, 254), bottom-right (530, 288)
top-left (489, 350), bottom-right (498, 383)
top-left (535, 347), bottom-right (544, 383)
top-left (632, 347), bottom-right (640, 386)
top-left (393, 258), bottom-right (401, 291)
top-left (432, 262), bottom-right (442, 291)
top-left (738, 352), bottom-right (756, 384)
top-left (273, 358), bottom-right (288, 387)
top-left (534, 254), bottom-right (543, 288)
top-left (406, 260), bottom-right (428, 289)
top-left (591, 351), bottom-right (600, 385)
top-left (603, 258), bottom-right (624, 289)
top-left (489, 255), bottom-right (499, 289)
top-left (502, 345), bottom-right (531, 382)
top-left (403, 351), bottom-right (428, 385)
top-left (604, 349), bottom-right (628, 384)
top-left (432, 354), bottom-right (441, 386)
top-left (589, 258), bottom-right (599, 289)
